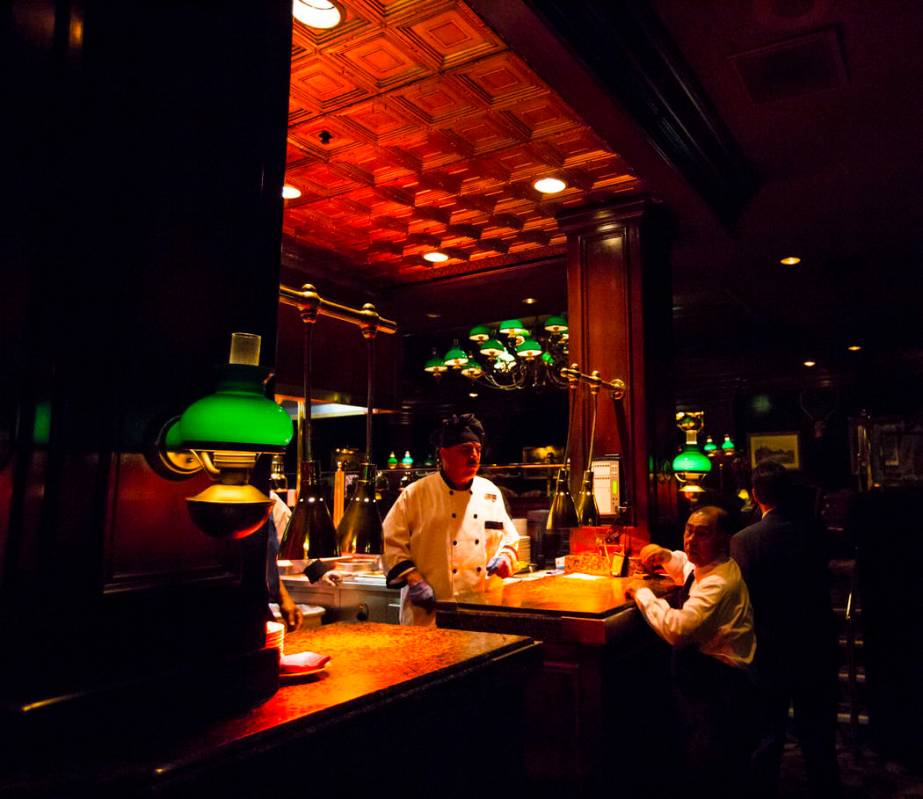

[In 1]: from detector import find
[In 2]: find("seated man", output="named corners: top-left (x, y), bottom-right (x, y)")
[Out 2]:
top-left (628, 506), bottom-right (756, 798)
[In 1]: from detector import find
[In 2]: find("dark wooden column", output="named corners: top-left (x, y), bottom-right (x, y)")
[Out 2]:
top-left (560, 199), bottom-right (676, 544)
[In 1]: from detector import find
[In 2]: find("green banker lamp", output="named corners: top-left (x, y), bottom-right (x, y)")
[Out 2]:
top-left (672, 411), bottom-right (712, 497)
top-left (165, 332), bottom-right (293, 539)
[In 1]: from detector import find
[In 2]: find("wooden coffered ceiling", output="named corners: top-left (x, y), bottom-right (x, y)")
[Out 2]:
top-left (282, 0), bottom-right (642, 286)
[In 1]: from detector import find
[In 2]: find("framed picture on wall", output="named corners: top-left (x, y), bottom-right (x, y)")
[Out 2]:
top-left (748, 432), bottom-right (801, 470)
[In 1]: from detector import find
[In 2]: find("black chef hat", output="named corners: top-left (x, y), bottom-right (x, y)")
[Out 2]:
top-left (431, 413), bottom-right (485, 449)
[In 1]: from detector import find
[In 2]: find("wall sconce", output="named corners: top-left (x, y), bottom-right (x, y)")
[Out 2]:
top-left (672, 411), bottom-right (712, 496)
top-left (159, 332), bottom-right (293, 539)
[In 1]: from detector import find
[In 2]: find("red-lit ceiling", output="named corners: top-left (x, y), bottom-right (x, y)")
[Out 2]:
top-left (283, 0), bottom-right (641, 285)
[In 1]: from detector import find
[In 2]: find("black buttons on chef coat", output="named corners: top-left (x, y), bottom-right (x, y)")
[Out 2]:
top-left (475, 539), bottom-right (479, 545)
top-left (452, 568), bottom-right (457, 574)
top-left (449, 490), bottom-right (454, 495)
top-left (476, 567), bottom-right (482, 573)
top-left (452, 540), bottom-right (457, 546)
top-left (473, 513), bottom-right (478, 519)
top-left (451, 512), bottom-right (456, 518)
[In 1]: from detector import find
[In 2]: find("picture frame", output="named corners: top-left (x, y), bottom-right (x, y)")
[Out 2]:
top-left (748, 432), bottom-right (801, 470)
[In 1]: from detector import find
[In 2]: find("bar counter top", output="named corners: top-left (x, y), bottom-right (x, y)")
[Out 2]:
top-left (438, 571), bottom-right (678, 645)
top-left (3, 623), bottom-right (540, 797)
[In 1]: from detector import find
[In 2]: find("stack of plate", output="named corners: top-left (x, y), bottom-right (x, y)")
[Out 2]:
top-left (517, 534), bottom-right (531, 566)
top-left (265, 620), bottom-right (285, 654)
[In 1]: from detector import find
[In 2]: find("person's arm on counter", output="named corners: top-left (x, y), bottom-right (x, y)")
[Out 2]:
top-left (632, 572), bottom-right (726, 648)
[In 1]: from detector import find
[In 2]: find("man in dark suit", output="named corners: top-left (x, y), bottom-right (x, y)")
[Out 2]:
top-left (731, 461), bottom-right (841, 798)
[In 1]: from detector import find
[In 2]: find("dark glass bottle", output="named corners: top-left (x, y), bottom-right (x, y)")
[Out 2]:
top-left (544, 466), bottom-right (578, 566)
top-left (336, 462), bottom-right (382, 555)
top-left (279, 459), bottom-right (338, 559)
top-left (576, 469), bottom-right (599, 526)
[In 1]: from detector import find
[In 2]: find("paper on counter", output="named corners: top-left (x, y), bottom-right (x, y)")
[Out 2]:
top-left (563, 572), bottom-right (606, 580)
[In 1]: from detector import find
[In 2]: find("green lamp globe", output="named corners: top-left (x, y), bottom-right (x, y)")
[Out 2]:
top-left (515, 338), bottom-right (543, 359)
top-left (499, 318), bottom-right (528, 337)
top-left (479, 338), bottom-right (505, 358)
top-left (468, 325), bottom-right (491, 343)
top-left (443, 343), bottom-right (469, 368)
top-left (424, 350), bottom-right (448, 374)
top-left (173, 365), bottom-right (292, 452)
top-left (672, 445), bottom-right (713, 475)
top-left (541, 351), bottom-right (555, 365)
top-left (544, 315), bottom-right (568, 334)
top-left (703, 435), bottom-right (717, 454)
top-left (721, 434), bottom-right (736, 454)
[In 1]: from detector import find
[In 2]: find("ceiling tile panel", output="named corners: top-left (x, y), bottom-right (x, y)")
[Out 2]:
top-left (399, 5), bottom-right (504, 70)
top-left (283, 0), bottom-right (641, 280)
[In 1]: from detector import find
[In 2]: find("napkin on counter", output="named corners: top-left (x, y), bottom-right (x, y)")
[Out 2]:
top-left (279, 651), bottom-right (331, 673)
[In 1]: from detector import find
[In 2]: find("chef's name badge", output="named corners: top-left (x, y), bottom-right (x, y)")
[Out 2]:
top-left (484, 520), bottom-right (504, 530)
top-left (485, 493), bottom-right (497, 502)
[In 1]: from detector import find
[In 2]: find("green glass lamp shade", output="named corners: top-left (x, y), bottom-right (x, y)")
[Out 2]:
top-left (544, 315), bottom-right (568, 333)
top-left (174, 364), bottom-right (292, 452)
top-left (479, 338), bottom-right (505, 358)
top-left (424, 355), bottom-right (448, 374)
top-left (541, 351), bottom-right (555, 365)
top-left (461, 362), bottom-right (484, 379)
top-left (499, 318), bottom-right (528, 337)
top-left (703, 436), bottom-right (717, 454)
top-left (468, 325), bottom-right (491, 343)
top-left (515, 338), bottom-right (542, 358)
top-left (721, 435), bottom-right (736, 453)
top-left (443, 345), bottom-right (469, 367)
top-left (387, 451), bottom-right (398, 467)
top-left (672, 446), bottom-right (713, 475)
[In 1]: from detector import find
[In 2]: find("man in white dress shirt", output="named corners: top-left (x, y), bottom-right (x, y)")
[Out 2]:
top-left (382, 414), bottom-right (520, 626)
top-left (628, 505), bottom-right (756, 798)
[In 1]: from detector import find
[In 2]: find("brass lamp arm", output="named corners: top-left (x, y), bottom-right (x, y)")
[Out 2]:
top-left (280, 283), bottom-right (398, 335)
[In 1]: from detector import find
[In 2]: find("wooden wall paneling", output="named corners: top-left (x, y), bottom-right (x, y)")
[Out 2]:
top-left (561, 200), bottom-right (675, 542)
top-left (2, 0), bottom-right (293, 728)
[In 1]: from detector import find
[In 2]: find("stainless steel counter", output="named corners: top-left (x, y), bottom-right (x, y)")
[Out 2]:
top-left (281, 573), bottom-right (400, 624)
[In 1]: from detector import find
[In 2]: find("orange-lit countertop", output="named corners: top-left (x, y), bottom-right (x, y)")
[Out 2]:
top-left (437, 572), bottom-right (678, 645)
top-left (2, 623), bottom-right (540, 797)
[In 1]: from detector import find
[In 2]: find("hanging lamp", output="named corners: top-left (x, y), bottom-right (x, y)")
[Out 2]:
top-left (576, 371), bottom-right (602, 525)
top-left (545, 364), bottom-right (580, 564)
top-left (279, 299), bottom-right (338, 561)
top-left (336, 305), bottom-right (383, 555)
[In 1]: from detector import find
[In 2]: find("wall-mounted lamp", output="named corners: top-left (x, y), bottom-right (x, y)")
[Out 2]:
top-left (160, 332), bottom-right (293, 539)
top-left (671, 411), bottom-right (712, 496)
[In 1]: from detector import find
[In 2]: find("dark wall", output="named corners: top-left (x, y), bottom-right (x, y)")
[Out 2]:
top-left (2, 0), bottom-right (292, 716)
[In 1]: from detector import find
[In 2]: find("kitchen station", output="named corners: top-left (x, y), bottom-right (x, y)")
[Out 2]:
top-left (6, 1), bottom-right (923, 797)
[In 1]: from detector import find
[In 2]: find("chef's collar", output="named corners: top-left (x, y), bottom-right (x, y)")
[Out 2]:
top-left (439, 469), bottom-right (474, 492)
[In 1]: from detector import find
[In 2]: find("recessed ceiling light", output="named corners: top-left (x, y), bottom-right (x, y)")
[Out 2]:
top-left (522, 297), bottom-right (538, 305)
top-left (468, 392), bottom-right (479, 399)
top-left (293, 0), bottom-right (342, 29)
top-left (423, 251), bottom-right (449, 263)
top-left (780, 256), bottom-right (801, 266)
top-left (803, 360), bottom-right (816, 367)
top-left (282, 184), bottom-right (302, 199)
top-left (425, 312), bottom-right (441, 319)
top-left (533, 177), bottom-right (567, 194)
top-left (847, 344), bottom-right (862, 352)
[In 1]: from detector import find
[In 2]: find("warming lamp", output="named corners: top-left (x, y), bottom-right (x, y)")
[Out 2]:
top-left (164, 332), bottom-right (293, 539)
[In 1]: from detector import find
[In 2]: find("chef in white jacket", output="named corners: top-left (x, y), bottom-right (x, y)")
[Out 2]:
top-left (383, 414), bottom-right (519, 626)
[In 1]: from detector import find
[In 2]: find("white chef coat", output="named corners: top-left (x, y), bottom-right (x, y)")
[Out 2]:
top-left (382, 472), bottom-right (519, 626)
top-left (633, 550), bottom-right (756, 668)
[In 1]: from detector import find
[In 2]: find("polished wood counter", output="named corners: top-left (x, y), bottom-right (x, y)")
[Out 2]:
top-left (2, 623), bottom-right (541, 798)
top-left (438, 571), bottom-right (677, 644)
top-left (437, 572), bottom-right (680, 795)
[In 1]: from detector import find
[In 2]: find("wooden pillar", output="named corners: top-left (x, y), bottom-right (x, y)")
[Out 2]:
top-left (560, 199), bottom-right (676, 545)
